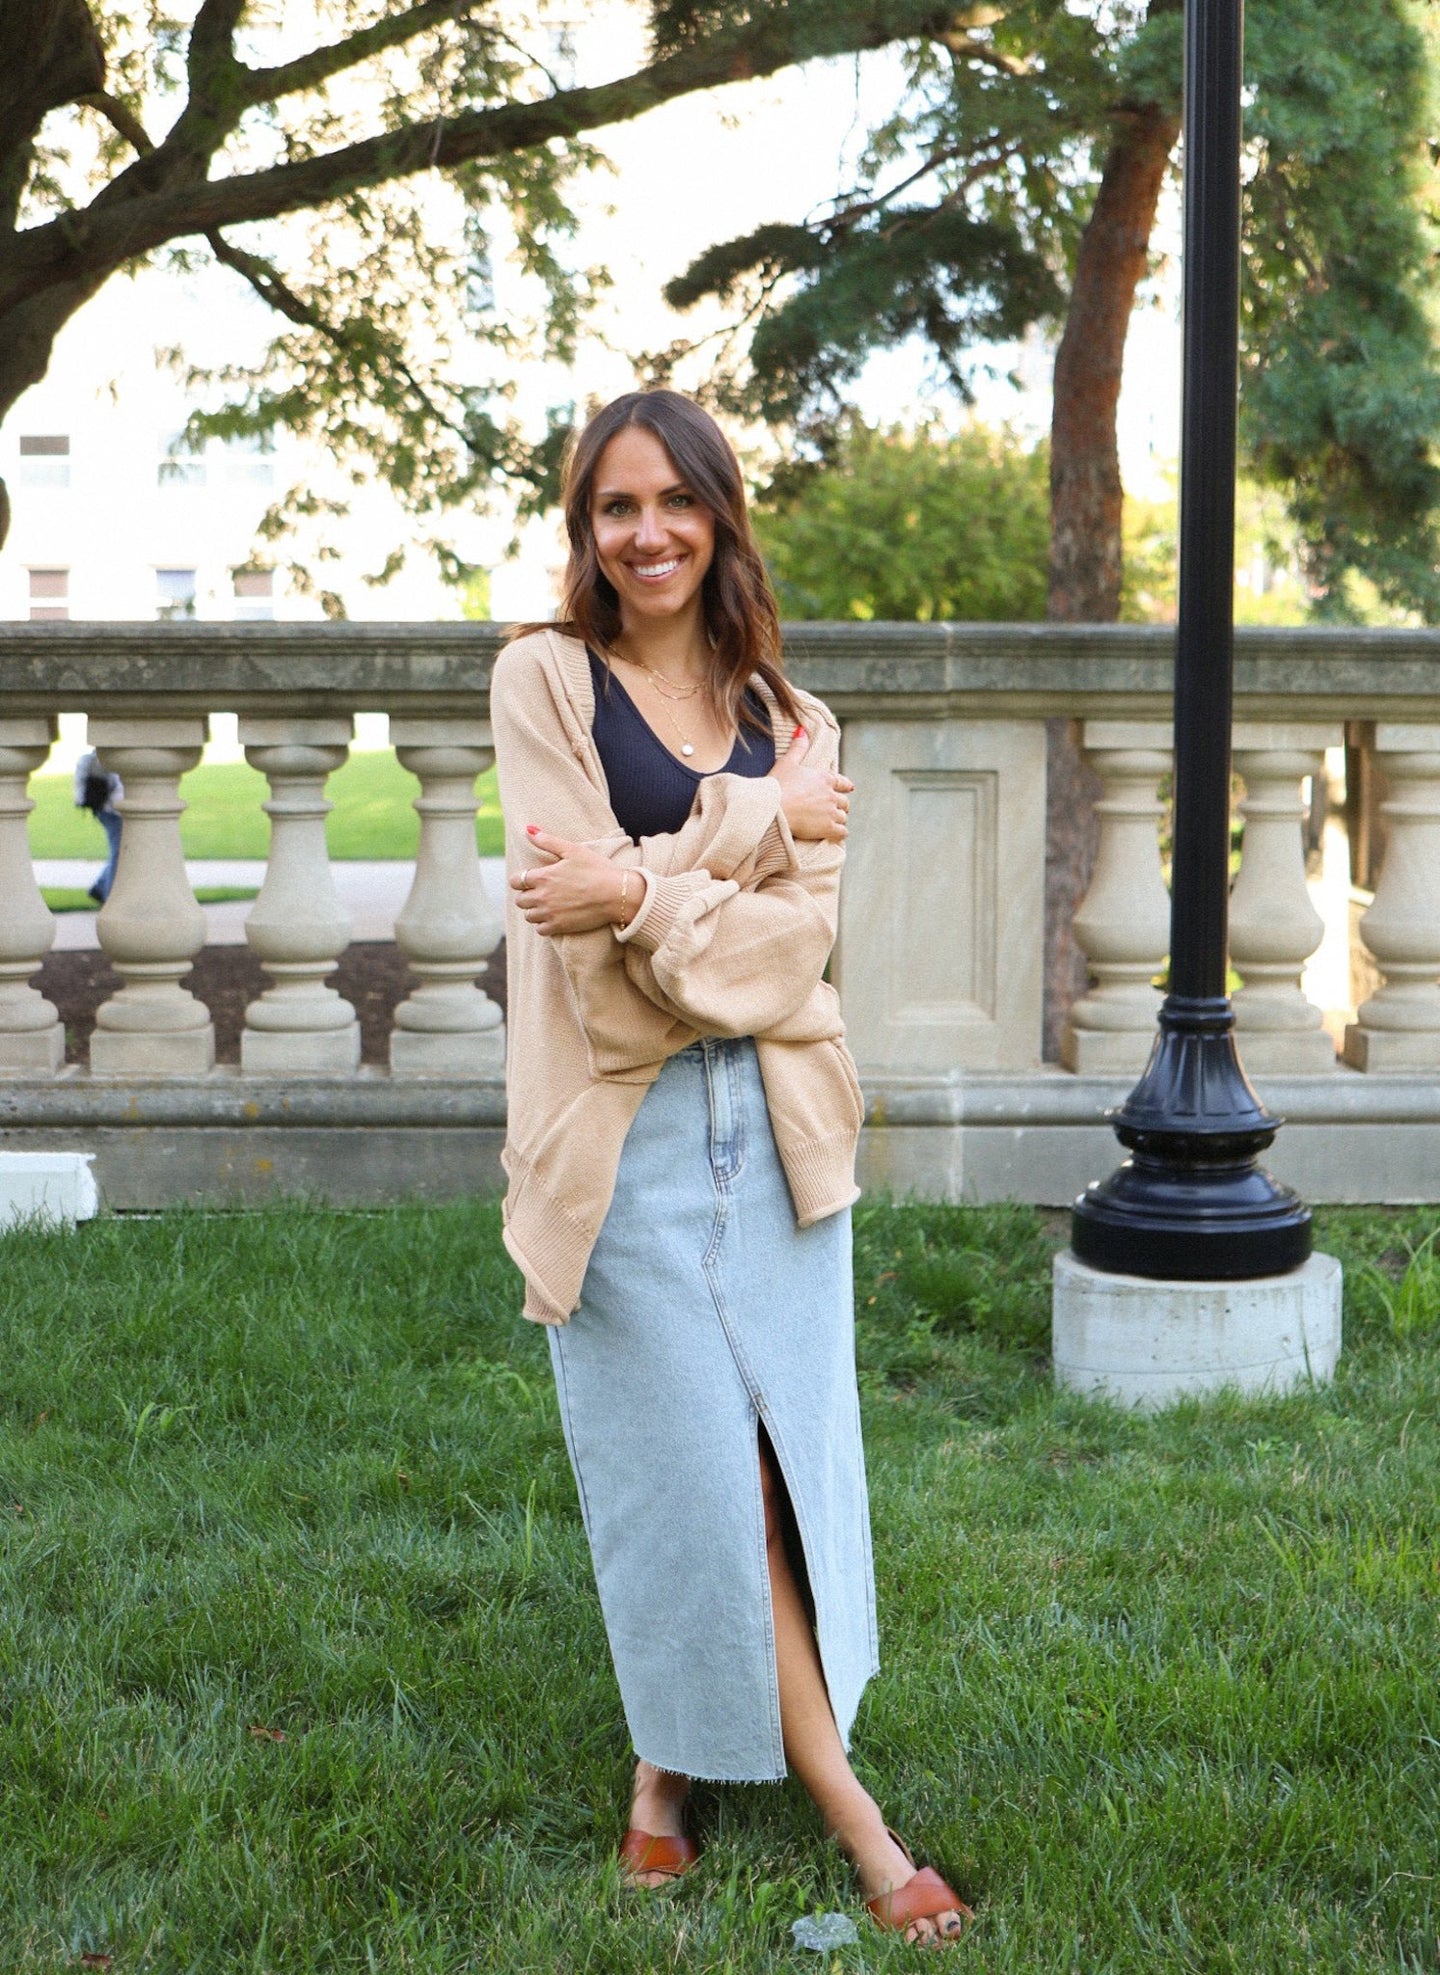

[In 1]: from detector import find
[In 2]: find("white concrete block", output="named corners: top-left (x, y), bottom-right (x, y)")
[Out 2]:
top-left (390, 1027), bottom-right (506, 1077)
top-left (1052, 1248), bottom-right (1342, 1409)
top-left (0, 1152), bottom-right (98, 1228)
top-left (240, 1025), bottom-right (361, 1075)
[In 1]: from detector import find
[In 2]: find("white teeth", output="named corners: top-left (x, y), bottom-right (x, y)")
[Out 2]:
top-left (633, 557), bottom-right (681, 578)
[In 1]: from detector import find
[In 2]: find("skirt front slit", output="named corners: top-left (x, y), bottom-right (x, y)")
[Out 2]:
top-left (547, 1037), bottom-right (877, 1782)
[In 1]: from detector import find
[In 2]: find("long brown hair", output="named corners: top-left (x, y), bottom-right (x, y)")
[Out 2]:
top-left (552, 390), bottom-right (800, 735)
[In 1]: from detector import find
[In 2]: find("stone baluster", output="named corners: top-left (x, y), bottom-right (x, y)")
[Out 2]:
top-left (239, 719), bottom-right (360, 1074)
top-left (1228, 723), bottom-right (1339, 1072)
top-left (0, 719), bottom-right (63, 1074)
top-left (389, 720), bottom-right (505, 1076)
top-left (90, 718), bottom-right (214, 1074)
top-left (1063, 722), bottom-right (1172, 1073)
top-left (1345, 725), bottom-right (1440, 1071)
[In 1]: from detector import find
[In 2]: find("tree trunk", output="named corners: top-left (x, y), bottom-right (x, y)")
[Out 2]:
top-left (1042, 99), bottom-right (1180, 1060)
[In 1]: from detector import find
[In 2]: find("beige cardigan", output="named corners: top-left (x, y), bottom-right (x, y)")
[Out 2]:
top-left (490, 627), bottom-right (864, 1325)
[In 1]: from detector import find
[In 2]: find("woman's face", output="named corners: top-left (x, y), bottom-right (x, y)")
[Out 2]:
top-left (590, 425), bottom-right (716, 631)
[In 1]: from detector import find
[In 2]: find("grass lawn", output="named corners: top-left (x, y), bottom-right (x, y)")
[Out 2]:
top-left (2, 1199), bottom-right (1437, 1971)
top-left (27, 754), bottom-right (505, 862)
top-left (40, 887), bottom-right (259, 914)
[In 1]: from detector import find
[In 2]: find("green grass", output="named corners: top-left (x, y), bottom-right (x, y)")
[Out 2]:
top-left (27, 754), bottom-right (505, 862)
top-left (40, 887), bottom-right (259, 913)
top-left (2, 1199), bottom-right (1438, 1971)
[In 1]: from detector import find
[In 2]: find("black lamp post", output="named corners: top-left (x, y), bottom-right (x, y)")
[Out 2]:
top-left (1070, 0), bottom-right (1311, 1281)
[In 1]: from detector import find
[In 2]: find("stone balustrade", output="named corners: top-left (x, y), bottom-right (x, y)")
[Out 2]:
top-left (5, 620), bottom-right (1440, 1207)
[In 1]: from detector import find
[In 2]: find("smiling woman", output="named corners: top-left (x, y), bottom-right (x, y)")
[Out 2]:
top-left (487, 390), bottom-right (971, 1946)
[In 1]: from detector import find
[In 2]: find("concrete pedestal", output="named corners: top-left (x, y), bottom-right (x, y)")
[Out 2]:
top-left (0, 1152), bottom-right (98, 1228)
top-left (0, 1026), bottom-right (65, 1074)
top-left (240, 1024), bottom-right (361, 1075)
top-left (390, 1026), bottom-right (505, 1077)
top-left (1052, 1248), bottom-right (1342, 1409)
top-left (91, 1026), bottom-right (216, 1075)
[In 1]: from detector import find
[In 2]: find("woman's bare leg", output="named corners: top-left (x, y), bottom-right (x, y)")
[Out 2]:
top-left (760, 1443), bottom-right (966, 1946)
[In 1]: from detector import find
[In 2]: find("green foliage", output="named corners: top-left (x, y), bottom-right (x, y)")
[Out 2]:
top-left (753, 420), bottom-right (1049, 621)
top-left (2, 1), bottom-right (953, 589)
top-left (666, 0), bottom-right (1440, 620)
top-left (1240, 0), bottom-right (1440, 620)
top-left (2, 1199), bottom-right (1440, 1966)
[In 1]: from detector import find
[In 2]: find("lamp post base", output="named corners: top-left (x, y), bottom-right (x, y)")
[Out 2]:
top-left (1053, 1248), bottom-right (1341, 1409)
top-left (1071, 994), bottom-right (1313, 1280)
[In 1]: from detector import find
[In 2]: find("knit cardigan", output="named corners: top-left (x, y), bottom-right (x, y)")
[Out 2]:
top-left (491, 626), bottom-right (864, 1325)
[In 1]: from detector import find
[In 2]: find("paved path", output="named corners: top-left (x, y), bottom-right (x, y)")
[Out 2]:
top-left (37, 859), bottom-right (508, 951)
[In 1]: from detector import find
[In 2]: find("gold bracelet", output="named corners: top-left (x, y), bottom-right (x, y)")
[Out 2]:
top-left (618, 868), bottom-right (631, 928)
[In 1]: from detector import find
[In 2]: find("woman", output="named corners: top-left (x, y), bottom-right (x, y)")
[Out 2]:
top-left (490, 390), bottom-right (971, 1946)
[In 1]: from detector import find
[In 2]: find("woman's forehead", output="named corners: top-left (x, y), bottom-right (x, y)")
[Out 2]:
top-left (593, 425), bottom-right (685, 495)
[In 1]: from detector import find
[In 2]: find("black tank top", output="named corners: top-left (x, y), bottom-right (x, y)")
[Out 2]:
top-left (589, 649), bottom-right (776, 842)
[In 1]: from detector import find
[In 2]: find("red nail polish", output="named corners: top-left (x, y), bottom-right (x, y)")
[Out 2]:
top-left (792, 724), bottom-right (804, 739)
top-left (526, 824), bottom-right (539, 835)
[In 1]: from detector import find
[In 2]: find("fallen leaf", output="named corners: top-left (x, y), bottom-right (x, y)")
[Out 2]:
top-left (248, 1724), bottom-right (286, 1743)
top-left (79, 1956), bottom-right (113, 1969)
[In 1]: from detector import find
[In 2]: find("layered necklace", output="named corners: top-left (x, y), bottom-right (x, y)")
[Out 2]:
top-left (624, 654), bottom-right (706, 758)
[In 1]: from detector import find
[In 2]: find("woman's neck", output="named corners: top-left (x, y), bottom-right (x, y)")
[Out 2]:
top-left (614, 599), bottom-right (710, 684)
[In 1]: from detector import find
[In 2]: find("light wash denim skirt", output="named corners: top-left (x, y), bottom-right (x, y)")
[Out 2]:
top-left (547, 1036), bottom-right (878, 1782)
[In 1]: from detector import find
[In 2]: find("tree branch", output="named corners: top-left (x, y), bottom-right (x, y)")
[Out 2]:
top-left (938, 30), bottom-right (1030, 76)
top-left (238, 0), bottom-right (473, 107)
top-left (187, 0), bottom-right (248, 97)
top-left (203, 228), bottom-right (476, 447)
top-left (4, 1), bottom-right (949, 301)
top-left (77, 90), bottom-right (154, 156)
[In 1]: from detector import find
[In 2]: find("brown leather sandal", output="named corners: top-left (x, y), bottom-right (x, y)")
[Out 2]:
top-left (865, 1830), bottom-right (973, 1941)
top-left (618, 1828), bottom-right (700, 1885)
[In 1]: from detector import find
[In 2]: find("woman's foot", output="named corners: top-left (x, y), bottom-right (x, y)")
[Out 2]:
top-left (833, 1803), bottom-right (969, 1946)
top-left (624, 1759), bottom-right (693, 1888)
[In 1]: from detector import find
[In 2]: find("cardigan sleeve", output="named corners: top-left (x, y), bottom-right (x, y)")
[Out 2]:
top-left (614, 832), bottom-right (844, 1038)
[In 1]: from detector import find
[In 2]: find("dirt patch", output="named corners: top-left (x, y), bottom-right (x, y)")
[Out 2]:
top-left (36, 940), bottom-right (508, 1068)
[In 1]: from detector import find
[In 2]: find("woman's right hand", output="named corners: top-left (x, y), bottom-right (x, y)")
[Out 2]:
top-left (768, 726), bottom-right (853, 843)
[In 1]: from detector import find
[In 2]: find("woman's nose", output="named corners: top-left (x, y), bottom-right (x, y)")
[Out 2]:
top-left (633, 505), bottom-right (667, 550)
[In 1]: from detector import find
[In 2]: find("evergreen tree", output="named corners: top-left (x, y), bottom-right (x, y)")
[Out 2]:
top-left (661, 0), bottom-right (1440, 623)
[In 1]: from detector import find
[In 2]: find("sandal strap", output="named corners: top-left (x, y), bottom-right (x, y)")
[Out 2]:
top-left (619, 1828), bottom-right (699, 1879)
top-left (866, 1865), bottom-right (974, 1932)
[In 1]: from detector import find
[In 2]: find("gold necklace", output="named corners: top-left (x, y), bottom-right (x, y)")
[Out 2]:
top-left (636, 659), bottom-right (704, 701)
top-left (645, 685), bottom-right (700, 758)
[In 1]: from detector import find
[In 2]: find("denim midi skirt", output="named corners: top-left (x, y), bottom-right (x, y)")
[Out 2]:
top-left (548, 1037), bottom-right (878, 1782)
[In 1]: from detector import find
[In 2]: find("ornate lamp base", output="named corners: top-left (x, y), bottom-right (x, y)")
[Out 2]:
top-left (1071, 995), bottom-right (1312, 1281)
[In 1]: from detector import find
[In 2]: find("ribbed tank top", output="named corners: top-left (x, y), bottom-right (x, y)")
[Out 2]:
top-left (588, 649), bottom-right (776, 842)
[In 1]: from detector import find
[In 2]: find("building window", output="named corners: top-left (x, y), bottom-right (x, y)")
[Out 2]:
top-left (233, 569), bottom-right (274, 620)
top-left (19, 435), bottom-right (70, 489)
top-left (156, 568), bottom-right (197, 619)
top-left (224, 431), bottom-right (276, 488)
top-left (159, 428), bottom-right (206, 487)
top-left (28, 568), bottom-right (68, 620)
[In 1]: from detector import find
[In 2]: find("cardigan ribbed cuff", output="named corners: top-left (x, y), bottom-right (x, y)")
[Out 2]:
top-left (778, 1128), bottom-right (864, 1227)
top-left (618, 868), bottom-right (694, 954)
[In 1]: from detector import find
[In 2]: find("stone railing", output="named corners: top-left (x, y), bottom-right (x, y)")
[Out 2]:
top-left (5, 620), bottom-right (1440, 1208)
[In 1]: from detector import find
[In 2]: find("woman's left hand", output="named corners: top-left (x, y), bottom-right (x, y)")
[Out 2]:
top-left (511, 827), bottom-right (628, 936)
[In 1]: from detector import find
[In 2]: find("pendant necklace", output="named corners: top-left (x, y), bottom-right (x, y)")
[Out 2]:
top-left (617, 649), bottom-right (705, 757)
top-left (645, 684), bottom-right (699, 758)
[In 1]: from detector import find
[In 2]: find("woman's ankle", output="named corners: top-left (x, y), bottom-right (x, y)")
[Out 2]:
top-left (631, 1758), bottom-right (690, 1827)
